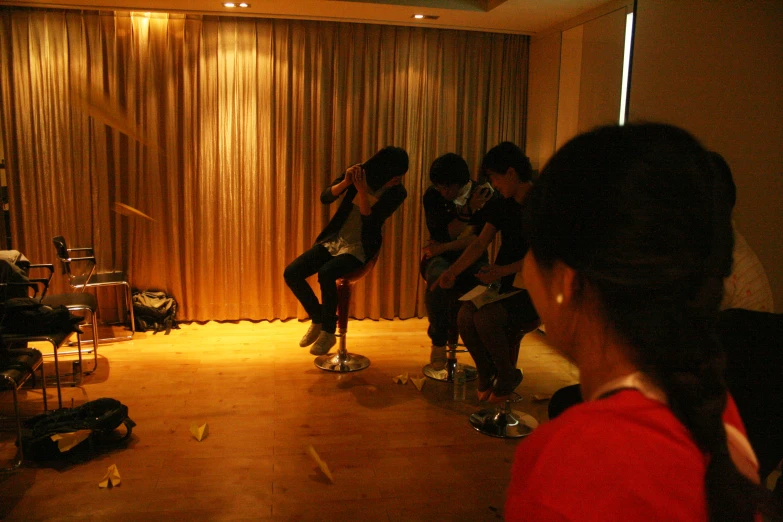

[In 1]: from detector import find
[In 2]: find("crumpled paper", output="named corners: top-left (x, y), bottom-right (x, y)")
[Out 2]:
top-left (306, 444), bottom-right (334, 484)
top-left (99, 464), bottom-right (121, 488)
top-left (393, 373), bottom-right (409, 385)
top-left (190, 422), bottom-right (209, 441)
top-left (51, 430), bottom-right (92, 452)
top-left (410, 376), bottom-right (426, 391)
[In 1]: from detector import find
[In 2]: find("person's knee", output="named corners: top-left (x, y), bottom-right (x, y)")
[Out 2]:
top-left (457, 303), bottom-right (476, 332)
top-left (283, 263), bottom-right (299, 285)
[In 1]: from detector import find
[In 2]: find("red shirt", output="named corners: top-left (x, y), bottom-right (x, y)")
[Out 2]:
top-left (505, 390), bottom-right (749, 521)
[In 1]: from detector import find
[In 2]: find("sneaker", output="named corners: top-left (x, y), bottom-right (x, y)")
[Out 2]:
top-left (429, 345), bottom-right (448, 370)
top-left (299, 323), bottom-right (322, 347)
top-left (310, 331), bottom-right (336, 355)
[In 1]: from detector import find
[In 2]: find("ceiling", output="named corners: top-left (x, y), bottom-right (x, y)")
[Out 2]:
top-left (3, 0), bottom-right (612, 34)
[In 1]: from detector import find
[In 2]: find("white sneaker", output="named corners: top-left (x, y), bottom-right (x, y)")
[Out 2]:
top-left (310, 331), bottom-right (336, 355)
top-left (430, 345), bottom-right (448, 370)
top-left (299, 323), bottom-right (322, 347)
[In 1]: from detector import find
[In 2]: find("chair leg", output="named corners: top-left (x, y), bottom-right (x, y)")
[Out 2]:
top-left (125, 283), bottom-right (135, 336)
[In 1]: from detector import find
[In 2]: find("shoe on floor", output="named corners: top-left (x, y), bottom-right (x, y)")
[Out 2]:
top-left (299, 323), bottom-right (322, 347)
top-left (310, 331), bottom-right (336, 355)
top-left (488, 369), bottom-right (524, 403)
top-left (429, 345), bottom-right (448, 370)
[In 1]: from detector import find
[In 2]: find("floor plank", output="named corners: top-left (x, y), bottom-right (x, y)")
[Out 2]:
top-left (0, 318), bottom-right (576, 521)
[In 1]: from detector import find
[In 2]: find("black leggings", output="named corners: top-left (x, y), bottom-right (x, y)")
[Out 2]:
top-left (283, 244), bottom-right (364, 334)
top-left (458, 290), bottom-right (538, 391)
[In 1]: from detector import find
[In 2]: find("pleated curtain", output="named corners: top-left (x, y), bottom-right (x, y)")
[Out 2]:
top-left (0, 9), bottom-right (528, 322)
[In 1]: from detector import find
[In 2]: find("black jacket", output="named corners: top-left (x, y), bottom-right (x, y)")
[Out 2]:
top-left (314, 174), bottom-right (407, 262)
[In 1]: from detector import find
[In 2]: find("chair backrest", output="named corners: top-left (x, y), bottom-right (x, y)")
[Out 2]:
top-left (52, 236), bottom-right (71, 275)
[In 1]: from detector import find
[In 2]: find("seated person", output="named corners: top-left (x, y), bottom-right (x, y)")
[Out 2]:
top-left (284, 146), bottom-right (408, 355)
top-left (435, 142), bottom-right (538, 403)
top-left (421, 152), bottom-right (493, 367)
top-left (506, 123), bottom-right (775, 521)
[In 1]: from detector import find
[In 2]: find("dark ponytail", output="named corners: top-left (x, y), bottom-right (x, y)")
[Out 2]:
top-left (528, 123), bottom-right (779, 521)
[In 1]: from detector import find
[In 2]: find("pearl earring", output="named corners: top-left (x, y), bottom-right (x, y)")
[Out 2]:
top-left (555, 293), bottom-right (564, 304)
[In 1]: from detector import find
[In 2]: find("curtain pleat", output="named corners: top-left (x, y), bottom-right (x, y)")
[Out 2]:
top-left (0, 8), bottom-right (529, 322)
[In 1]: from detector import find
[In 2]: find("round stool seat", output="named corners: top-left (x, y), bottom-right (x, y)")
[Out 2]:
top-left (469, 392), bottom-right (539, 439)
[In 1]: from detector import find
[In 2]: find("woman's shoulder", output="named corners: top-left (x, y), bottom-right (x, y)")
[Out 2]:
top-left (506, 391), bottom-right (708, 521)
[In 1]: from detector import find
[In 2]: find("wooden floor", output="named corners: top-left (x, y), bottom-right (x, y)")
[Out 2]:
top-left (0, 318), bottom-right (578, 521)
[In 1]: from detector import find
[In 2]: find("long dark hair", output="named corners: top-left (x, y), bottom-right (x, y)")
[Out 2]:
top-left (362, 146), bottom-right (409, 191)
top-left (527, 123), bottom-right (777, 521)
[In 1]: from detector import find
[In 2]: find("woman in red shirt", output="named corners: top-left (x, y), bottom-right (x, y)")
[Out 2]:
top-left (506, 123), bottom-right (779, 521)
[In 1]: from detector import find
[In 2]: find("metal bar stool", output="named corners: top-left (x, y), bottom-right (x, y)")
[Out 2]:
top-left (313, 254), bottom-right (378, 373)
top-left (469, 319), bottom-right (540, 439)
top-left (422, 302), bottom-right (477, 382)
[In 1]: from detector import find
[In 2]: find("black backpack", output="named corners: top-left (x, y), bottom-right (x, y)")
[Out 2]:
top-left (22, 397), bottom-right (135, 460)
top-left (132, 290), bottom-right (179, 334)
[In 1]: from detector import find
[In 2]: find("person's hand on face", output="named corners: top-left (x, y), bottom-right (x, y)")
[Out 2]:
top-left (345, 164), bottom-right (362, 185)
top-left (469, 186), bottom-right (492, 212)
top-left (353, 167), bottom-right (370, 194)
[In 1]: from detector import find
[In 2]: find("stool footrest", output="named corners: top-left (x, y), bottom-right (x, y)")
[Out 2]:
top-left (469, 408), bottom-right (538, 439)
top-left (314, 352), bottom-right (370, 373)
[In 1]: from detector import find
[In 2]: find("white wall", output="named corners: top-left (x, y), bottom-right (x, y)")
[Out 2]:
top-left (526, 0), bottom-right (631, 172)
top-left (629, 0), bottom-right (783, 311)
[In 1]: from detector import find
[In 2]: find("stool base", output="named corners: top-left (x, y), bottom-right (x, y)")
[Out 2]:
top-left (314, 351), bottom-right (370, 373)
top-left (423, 360), bottom-right (478, 383)
top-left (469, 408), bottom-right (538, 439)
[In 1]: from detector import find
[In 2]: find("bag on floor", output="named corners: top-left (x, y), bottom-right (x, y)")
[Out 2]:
top-left (132, 290), bottom-right (179, 335)
top-left (22, 397), bottom-right (135, 460)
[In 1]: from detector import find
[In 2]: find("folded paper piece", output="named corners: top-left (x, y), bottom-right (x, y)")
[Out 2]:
top-left (306, 444), bottom-right (334, 484)
top-left (51, 430), bottom-right (92, 452)
top-left (533, 394), bottom-right (553, 401)
top-left (393, 372), bottom-right (409, 385)
top-left (99, 464), bottom-right (121, 488)
top-left (190, 422), bottom-right (209, 442)
top-left (459, 285), bottom-right (523, 309)
top-left (410, 376), bottom-right (425, 391)
top-left (114, 202), bottom-right (155, 222)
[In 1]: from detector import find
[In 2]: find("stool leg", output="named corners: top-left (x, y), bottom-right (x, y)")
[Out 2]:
top-left (314, 279), bottom-right (370, 372)
top-left (469, 373), bottom-right (538, 438)
top-left (423, 344), bottom-right (478, 382)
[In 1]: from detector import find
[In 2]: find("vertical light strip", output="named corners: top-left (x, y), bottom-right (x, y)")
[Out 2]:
top-left (619, 12), bottom-right (634, 125)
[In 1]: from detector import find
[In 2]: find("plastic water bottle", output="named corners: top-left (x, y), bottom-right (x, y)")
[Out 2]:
top-left (453, 365), bottom-right (466, 401)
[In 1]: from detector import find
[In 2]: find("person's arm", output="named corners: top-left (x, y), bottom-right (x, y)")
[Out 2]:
top-left (320, 166), bottom-right (356, 204)
top-left (476, 258), bottom-right (524, 285)
top-left (423, 227), bottom-right (477, 259)
top-left (434, 222), bottom-right (497, 289)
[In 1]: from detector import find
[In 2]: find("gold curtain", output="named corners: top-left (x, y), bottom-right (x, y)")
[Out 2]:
top-left (0, 8), bottom-right (529, 322)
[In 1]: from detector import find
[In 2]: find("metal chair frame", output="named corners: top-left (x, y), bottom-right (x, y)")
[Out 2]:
top-left (52, 236), bottom-right (135, 343)
top-left (0, 348), bottom-right (48, 471)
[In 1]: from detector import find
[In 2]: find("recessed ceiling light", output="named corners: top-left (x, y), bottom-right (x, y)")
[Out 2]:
top-left (413, 14), bottom-right (424, 19)
top-left (224, 2), bottom-right (235, 6)
top-left (411, 14), bottom-right (439, 20)
top-left (238, 2), bottom-right (249, 6)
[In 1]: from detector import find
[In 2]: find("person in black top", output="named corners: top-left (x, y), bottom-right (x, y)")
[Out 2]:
top-left (284, 146), bottom-right (408, 356)
top-left (435, 142), bottom-right (538, 402)
top-left (421, 153), bottom-right (493, 367)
